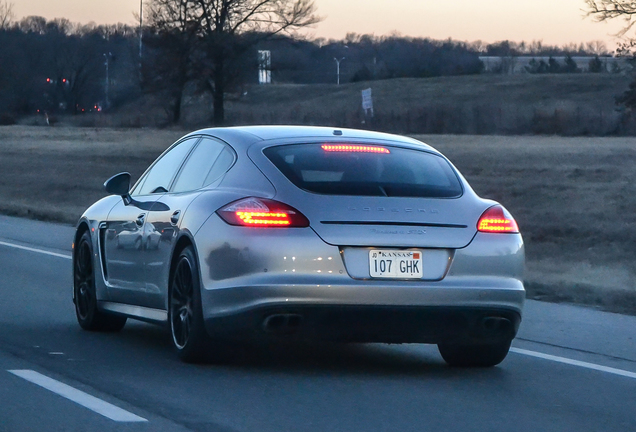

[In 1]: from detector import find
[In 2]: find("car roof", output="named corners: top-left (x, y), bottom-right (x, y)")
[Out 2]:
top-left (186, 125), bottom-right (434, 152)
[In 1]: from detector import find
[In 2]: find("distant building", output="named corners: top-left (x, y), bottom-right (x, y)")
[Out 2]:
top-left (258, 50), bottom-right (272, 84)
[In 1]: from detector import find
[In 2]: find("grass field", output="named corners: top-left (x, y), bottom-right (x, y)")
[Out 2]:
top-left (1, 125), bottom-right (635, 314)
top-left (415, 134), bottom-right (636, 313)
top-left (224, 74), bottom-right (631, 133)
top-left (28, 74), bottom-right (635, 136)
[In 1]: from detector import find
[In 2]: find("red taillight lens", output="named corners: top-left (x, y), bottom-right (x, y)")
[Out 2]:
top-left (321, 144), bottom-right (390, 154)
top-left (217, 197), bottom-right (309, 228)
top-left (477, 205), bottom-right (519, 233)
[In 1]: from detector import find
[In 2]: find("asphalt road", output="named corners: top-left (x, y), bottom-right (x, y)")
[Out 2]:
top-left (0, 214), bottom-right (634, 432)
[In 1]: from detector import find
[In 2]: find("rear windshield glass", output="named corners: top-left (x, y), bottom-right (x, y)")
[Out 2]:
top-left (264, 143), bottom-right (463, 198)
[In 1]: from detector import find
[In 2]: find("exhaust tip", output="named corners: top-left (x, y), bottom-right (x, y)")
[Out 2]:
top-left (262, 314), bottom-right (303, 334)
top-left (481, 316), bottom-right (513, 333)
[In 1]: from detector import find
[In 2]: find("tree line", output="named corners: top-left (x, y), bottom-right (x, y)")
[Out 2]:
top-left (0, 16), bottom-right (140, 121)
top-left (0, 0), bottom-right (628, 125)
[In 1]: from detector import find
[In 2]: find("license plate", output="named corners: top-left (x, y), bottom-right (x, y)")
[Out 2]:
top-left (369, 250), bottom-right (423, 279)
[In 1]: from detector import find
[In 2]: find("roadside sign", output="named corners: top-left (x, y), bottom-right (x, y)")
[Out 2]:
top-left (362, 88), bottom-right (373, 116)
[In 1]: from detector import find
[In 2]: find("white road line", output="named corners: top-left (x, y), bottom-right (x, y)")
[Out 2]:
top-left (511, 347), bottom-right (636, 380)
top-left (0, 240), bottom-right (71, 260)
top-left (8, 370), bottom-right (147, 422)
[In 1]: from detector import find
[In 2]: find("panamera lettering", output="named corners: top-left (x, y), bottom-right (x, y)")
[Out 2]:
top-left (372, 229), bottom-right (401, 234)
top-left (371, 229), bottom-right (426, 235)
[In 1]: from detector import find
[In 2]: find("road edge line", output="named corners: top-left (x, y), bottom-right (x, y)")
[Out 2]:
top-left (511, 347), bottom-right (636, 380)
top-left (0, 240), bottom-right (71, 260)
top-left (8, 369), bottom-right (147, 422)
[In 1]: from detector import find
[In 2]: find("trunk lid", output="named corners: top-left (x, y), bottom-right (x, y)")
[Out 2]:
top-left (249, 139), bottom-right (489, 249)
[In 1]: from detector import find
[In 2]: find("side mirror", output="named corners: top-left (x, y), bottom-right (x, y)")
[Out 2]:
top-left (104, 172), bottom-right (131, 201)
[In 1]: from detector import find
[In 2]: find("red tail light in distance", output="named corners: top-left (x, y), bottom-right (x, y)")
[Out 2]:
top-left (217, 197), bottom-right (310, 228)
top-left (477, 205), bottom-right (519, 233)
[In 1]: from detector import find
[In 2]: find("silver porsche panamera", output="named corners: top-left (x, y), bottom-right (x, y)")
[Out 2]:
top-left (72, 126), bottom-right (525, 366)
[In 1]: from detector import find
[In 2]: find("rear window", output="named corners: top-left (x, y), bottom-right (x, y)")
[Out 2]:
top-left (263, 143), bottom-right (463, 198)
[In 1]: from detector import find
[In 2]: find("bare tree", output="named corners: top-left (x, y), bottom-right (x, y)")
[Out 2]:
top-left (53, 36), bottom-right (105, 113)
top-left (0, 1), bottom-right (13, 29)
top-left (586, 1), bottom-right (636, 110)
top-left (586, 40), bottom-right (609, 55)
top-left (145, 0), bottom-right (320, 124)
top-left (144, 0), bottom-right (201, 123)
top-left (585, 1), bottom-right (636, 36)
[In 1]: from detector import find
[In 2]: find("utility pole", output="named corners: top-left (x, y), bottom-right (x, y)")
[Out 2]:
top-left (139, 0), bottom-right (143, 60)
top-left (139, 0), bottom-right (143, 85)
top-left (334, 57), bottom-right (345, 85)
top-left (104, 52), bottom-right (111, 109)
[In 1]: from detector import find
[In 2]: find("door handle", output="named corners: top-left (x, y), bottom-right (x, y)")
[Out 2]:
top-left (170, 210), bottom-right (181, 225)
top-left (136, 213), bottom-right (146, 226)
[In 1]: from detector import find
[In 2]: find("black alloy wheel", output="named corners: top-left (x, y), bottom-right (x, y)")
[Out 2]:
top-left (169, 246), bottom-right (216, 363)
top-left (170, 255), bottom-right (194, 350)
top-left (74, 231), bottom-right (127, 332)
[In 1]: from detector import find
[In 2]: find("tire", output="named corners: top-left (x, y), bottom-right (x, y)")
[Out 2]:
top-left (438, 340), bottom-right (512, 367)
top-left (169, 245), bottom-right (220, 363)
top-left (74, 231), bottom-right (127, 332)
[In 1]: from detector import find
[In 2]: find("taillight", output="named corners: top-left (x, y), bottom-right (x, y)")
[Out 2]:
top-left (477, 205), bottom-right (519, 233)
top-left (217, 197), bottom-right (309, 228)
top-left (321, 144), bottom-right (390, 154)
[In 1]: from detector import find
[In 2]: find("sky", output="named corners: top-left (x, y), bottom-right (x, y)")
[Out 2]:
top-left (9, 0), bottom-right (629, 48)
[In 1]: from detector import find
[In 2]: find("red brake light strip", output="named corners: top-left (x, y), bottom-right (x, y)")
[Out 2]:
top-left (321, 144), bottom-right (390, 154)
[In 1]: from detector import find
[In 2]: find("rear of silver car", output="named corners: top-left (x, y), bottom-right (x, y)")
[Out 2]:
top-left (193, 137), bottom-right (525, 356)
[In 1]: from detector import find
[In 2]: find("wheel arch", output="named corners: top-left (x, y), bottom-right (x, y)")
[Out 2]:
top-left (74, 220), bottom-right (91, 253)
top-left (72, 220), bottom-right (91, 300)
top-left (167, 230), bottom-right (200, 305)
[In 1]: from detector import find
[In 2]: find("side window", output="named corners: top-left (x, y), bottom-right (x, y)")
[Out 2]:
top-left (172, 138), bottom-right (235, 193)
top-left (204, 147), bottom-right (235, 187)
top-left (133, 138), bottom-right (198, 196)
top-left (172, 138), bottom-right (224, 193)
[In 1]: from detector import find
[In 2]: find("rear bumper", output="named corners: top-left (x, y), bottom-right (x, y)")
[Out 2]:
top-left (204, 303), bottom-right (521, 345)
top-left (195, 216), bottom-right (525, 344)
top-left (201, 281), bottom-right (525, 344)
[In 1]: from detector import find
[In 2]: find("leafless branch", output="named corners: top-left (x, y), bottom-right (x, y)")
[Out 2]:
top-left (0, 0), bottom-right (14, 29)
top-left (585, 0), bottom-right (636, 37)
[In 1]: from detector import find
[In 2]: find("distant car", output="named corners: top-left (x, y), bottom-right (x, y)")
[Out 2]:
top-left (72, 126), bottom-right (525, 366)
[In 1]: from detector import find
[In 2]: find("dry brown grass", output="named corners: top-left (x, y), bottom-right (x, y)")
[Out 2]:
top-left (1, 126), bottom-right (634, 313)
top-left (415, 134), bottom-right (636, 314)
top-left (0, 126), bottom-right (184, 222)
top-left (223, 74), bottom-right (633, 135)
top-left (22, 74), bottom-right (632, 135)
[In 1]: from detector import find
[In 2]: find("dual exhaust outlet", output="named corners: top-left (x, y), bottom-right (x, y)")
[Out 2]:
top-left (262, 313), bottom-right (303, 334)
top-left (261, 313), bottom-right (513, 336)
top-left (480, 316), bottom-right (514, 336)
